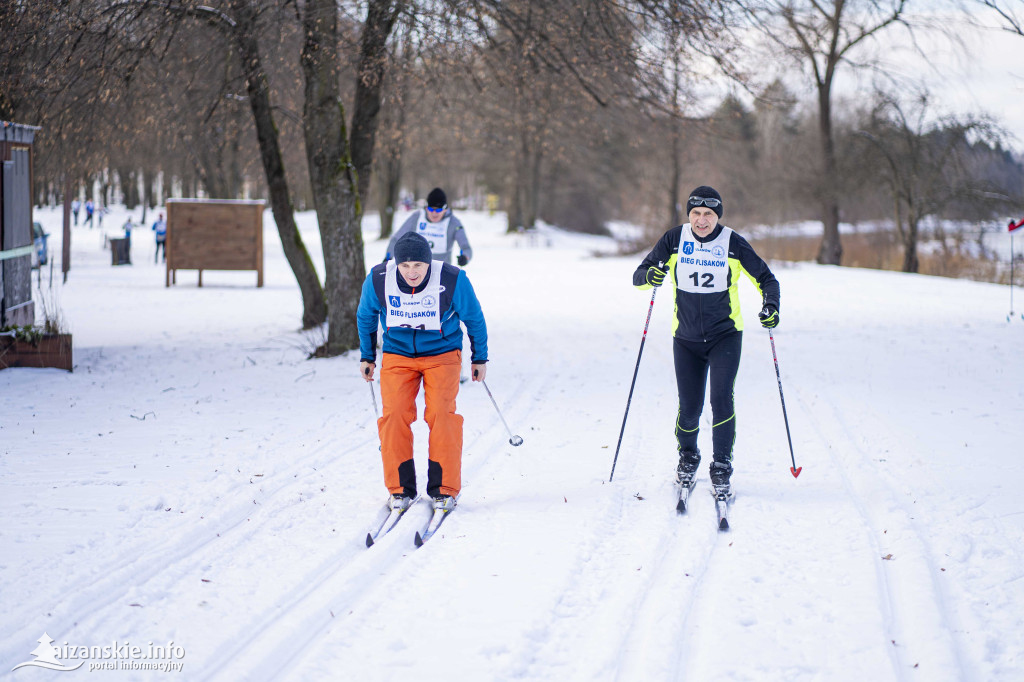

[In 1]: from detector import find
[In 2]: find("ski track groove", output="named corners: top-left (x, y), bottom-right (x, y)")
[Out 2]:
top-left (197, 501), bottom-right (432, 681)
top-left (614, 483), bottom-right (722, 682)
top-left (795, 388), bottom-right (968, 682)
top-left (0, 430), bottom-right (374, 668)
top-left (198, 372), bottom-right (553, 679)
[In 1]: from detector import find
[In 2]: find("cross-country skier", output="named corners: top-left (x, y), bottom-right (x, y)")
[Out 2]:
top-left (384, 187), bottom-right (473, 266)
top-left (358, 231), bottom-right (488, 513)
top-left (632, 185), bottom-right (780, 498)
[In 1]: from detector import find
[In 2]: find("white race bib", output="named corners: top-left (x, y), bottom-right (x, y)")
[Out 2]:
top-left (415, 209), bottom-right (450, 257)
top-left (675, 225), bottom-right (732, 294)
top-left (384, 260), bottom-right (444, 331)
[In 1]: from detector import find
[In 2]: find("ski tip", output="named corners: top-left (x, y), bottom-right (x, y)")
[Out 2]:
top-left (676, 500), bottom-right (687, 514)
top-left (414, 532), bottom-right (424, 547)
top-left (719, 518), bottom-right (730, 531)
top-left (366, 533), bottom-right (375, 548)
top-left (791, 466), bottom-right (802, 478)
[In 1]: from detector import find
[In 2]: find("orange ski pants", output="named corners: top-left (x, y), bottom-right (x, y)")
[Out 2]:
top-left (378, 350), bottom-right (463, 497)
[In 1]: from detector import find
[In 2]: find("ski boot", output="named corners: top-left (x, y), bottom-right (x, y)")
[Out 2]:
top-left (675, 449), bottom-right (701, 488)
top-left (430, 494), bottom-right (457, 512)
top-left (709, 461), bottom-right (734, 501)
top-left (388, 493), bottom-right (415, 511)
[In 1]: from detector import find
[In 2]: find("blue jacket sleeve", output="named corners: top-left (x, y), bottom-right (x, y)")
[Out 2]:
top-left (356, 272), bottom-right (382, 362)
top-left (452, 270), bottom-right (488, 363)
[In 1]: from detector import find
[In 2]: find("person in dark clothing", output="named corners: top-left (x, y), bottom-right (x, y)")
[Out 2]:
top-left (632, 185), bottom-right (780, 498)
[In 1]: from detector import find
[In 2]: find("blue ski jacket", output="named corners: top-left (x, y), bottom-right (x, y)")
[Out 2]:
top-left (357, 261), bottom-right (488, 363)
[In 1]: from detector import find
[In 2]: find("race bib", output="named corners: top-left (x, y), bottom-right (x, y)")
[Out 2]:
top-left (384, 260), bottom-right (444, 331)
top-left (676, 225), bottom-right (732, 294)
top-left (415, 209), bottom-right (450, 256)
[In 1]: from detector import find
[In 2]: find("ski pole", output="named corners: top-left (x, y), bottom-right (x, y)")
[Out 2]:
top-left (364, 366), bottom-right (379, 419)
top-left (768, 328), bottom-right (801, 478)
top-left (481, 379), bottom-right (524, 446)
top-left (609, 280), bottom-right (660, 482)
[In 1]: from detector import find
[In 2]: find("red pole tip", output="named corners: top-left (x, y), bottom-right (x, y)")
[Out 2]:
top-left (791, 466), bottom-right (803, 478)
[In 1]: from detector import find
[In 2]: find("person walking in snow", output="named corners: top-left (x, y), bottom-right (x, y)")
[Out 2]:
top-left (84, 199), bottom-right (95, 228)
top-left (384, 187), bottom-right (473, 267)
top-left (71, 198), bottom-right (81, 225)
top-left (633, 186), bottom-right (780, 498)
top-left (152, 213), bottom-right (167, 263)
top-left (358, 231), bottom-right (488, 513)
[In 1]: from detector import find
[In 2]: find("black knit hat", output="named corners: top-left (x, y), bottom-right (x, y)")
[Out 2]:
top-left (393, 231), bottom-right (432, 264)
top-left (686, 185), bottom-right (723, 219)
top-left (426, 187), bottom-right (447, 210)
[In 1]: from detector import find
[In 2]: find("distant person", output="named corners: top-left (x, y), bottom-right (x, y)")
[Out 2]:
top-left (84, 199), bottom-right (94, 228)
top-left (632, 186), bottom-right (781, 502)
top-left (152, 213), bottom-right (167, 263)
top-left (384, 188), bottom-right (473, 267)
top-left (357, 231), bottom-right (488, 513)
top-left (71, 199), bottom-right (81, 225)
top-left (123, 217), bottom-right (133, 251)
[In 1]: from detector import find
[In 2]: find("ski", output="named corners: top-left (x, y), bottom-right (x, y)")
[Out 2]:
top-left (366, 497), bottom-right (419, 547)
top-left (414, 505), bottom-right (455, 547)
top-left (675, 476), bottom-right (697, 514)
top-left (712, 489), bottom-right (734, 531)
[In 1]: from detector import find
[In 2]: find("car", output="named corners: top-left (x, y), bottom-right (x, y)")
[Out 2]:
top-left (32, 221), bottom-right (49, 267)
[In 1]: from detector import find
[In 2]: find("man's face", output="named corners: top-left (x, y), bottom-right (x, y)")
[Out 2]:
top-left (398, 261), bottom-right (429, 286)
top-left (425, 205), bottom-right (445, 223)
top-left (689, 207), bottom-right (718, 237)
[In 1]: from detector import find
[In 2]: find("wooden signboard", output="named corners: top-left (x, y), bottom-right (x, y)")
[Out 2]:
top-left (165, 199), bottom-right (265, 287)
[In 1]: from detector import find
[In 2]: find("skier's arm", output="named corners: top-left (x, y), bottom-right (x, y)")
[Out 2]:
top-left (451, 217), bottom-right (472, 265)
top-left (733, 233), bottom-right (780, 310)
top-left (356, 273), bottom-right (382, 362)
top-left (633, 227), bottom-right (680, 288)
top-left (453, 271), bottom-right (488, 364)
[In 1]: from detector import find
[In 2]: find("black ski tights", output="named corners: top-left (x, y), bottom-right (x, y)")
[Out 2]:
top-left (673, 331), bottom-right (742, 463)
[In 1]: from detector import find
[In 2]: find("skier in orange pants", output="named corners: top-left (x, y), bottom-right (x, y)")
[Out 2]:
top-left (357, 232), bottom-right (488, 512)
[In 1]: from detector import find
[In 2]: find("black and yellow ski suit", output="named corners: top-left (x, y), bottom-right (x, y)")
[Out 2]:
top-left (633, 222), bottom-right (780, 466)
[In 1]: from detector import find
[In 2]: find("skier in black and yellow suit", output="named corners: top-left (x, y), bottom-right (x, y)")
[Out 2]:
top-left (633, 186), bottom-right (780, 495)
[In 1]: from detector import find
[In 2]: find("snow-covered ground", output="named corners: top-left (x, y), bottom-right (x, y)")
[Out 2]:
top-left (2, 205), bottom-right (1023, 681)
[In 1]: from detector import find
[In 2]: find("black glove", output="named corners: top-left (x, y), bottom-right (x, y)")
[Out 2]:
top-left (758, 304), bottom-right (779, 329)
top-left (645, 265), bottom-right (667, 287)
top-left (457, 254), bottom-right (468, 266)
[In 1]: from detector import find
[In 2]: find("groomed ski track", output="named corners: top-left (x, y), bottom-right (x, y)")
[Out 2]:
top-left (3, 209), bottom-right (1023, 681)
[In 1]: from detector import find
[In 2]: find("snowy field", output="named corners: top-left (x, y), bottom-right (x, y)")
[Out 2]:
top-left (2, 205), bottom-right (1023, 681)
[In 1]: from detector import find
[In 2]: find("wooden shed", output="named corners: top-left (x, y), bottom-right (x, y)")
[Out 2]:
top-left (0, 121), bottom-right (40, 327)
top-left (165, 199), bottom-right (265, 287)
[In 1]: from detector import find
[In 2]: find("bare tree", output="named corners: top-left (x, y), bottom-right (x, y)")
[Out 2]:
top-left (857, 91), bottom-right (1004, 272)
top-left (737, 0), bottom-right (910, 265)
top-left (975, 0), bottom-right (1024, 34)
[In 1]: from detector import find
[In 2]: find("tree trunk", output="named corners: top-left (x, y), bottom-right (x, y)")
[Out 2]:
top-left (668, 32), bottom-right (683, 229)
top-left (377, 149), bottom-right (402, 240)
top-left (124, 168), bottom-right (139, 209)
top-left (526, 142), bottom-right (541, 230)
top-left (234, 1), bottom-right (326, 329)
top-left (903, 211), bottom-right (920, 273)
top-left (310, 0), bottom-right (400, 356)
top-left (300, 0), bottom-right (360, 355)
top-left (815, 81), bottom-right (842, 265)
